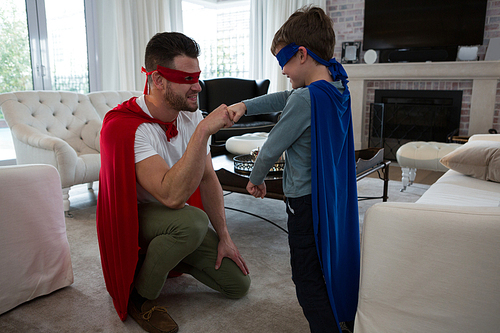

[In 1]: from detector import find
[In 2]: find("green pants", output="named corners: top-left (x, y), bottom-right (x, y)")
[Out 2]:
top-left (134, 202), bottom-right (250, 300)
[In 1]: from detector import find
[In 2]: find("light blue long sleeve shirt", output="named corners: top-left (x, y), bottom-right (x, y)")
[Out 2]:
top-left (243, 80), bottom-right (344, 198)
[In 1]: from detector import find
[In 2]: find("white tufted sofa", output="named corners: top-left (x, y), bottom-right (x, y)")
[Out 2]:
top-left (87, 91), bottom-right (142, 119)
top-left (0, 90), bottom-right (141, 214)
top-left (355, 134), bottom-right (500, 332)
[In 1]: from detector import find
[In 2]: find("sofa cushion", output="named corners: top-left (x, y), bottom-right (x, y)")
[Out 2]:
top-left (356, 202), bottom-right (500, 332)
top-left (440, 140), bottom-right (500, 183)
top-left (416, 170), bottom-right (500, 207)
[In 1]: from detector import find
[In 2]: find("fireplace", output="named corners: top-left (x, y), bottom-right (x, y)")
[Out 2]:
top-left (369, 89), bottom-right (463, 160)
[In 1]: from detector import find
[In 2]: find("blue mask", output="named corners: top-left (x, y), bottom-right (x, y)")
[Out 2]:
top-left (275, 43), bottom-right (301, 69)
top-left (275, 43), bottom-right (349, 84)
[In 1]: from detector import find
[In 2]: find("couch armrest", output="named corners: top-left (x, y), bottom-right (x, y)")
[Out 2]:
top-left (11, 124), bottom-right (77, 161)
top-left (355, 202), bottom-right (500, 333)
top-left (10, 124), bottom-right (81, 186)
top-left (469, 133), bottom-right (500, 142)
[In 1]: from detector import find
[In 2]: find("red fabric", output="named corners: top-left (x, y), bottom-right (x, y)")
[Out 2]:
top-left (141, 65), bottom-right (201, 94)
top-left (97, 97), bottom-right (203, 320)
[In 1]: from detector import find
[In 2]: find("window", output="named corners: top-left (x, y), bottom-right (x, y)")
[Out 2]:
top-left (0, 0), bottom-right (33, 93)
top-left (0, 0), bottom-right (94, 94)
top-left (182, 0), bottom-right (250, 79)
top-left (44, 0), bottom-right (90, 93)
top-left (0, 0), bottom-right (98, 164)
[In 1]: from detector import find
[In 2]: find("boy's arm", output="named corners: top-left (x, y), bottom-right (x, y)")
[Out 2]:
top-left (229, 91), bottom-right (292, 122)
top-left (249, 92), bottom-right (311, 186)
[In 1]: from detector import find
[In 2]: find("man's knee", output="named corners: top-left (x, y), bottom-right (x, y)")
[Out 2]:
top-left (231, 274), bottom-right (251, 299)
top-left (220, 259), bottom-right (251, 299)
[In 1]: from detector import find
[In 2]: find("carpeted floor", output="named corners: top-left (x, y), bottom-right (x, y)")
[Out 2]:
top-left (0, 177), bottom-right (429, 333)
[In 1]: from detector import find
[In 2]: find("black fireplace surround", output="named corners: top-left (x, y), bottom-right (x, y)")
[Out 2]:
top-left (369, 89), bottom-right (463, 160)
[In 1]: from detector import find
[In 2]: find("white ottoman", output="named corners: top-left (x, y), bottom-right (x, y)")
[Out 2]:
top-left (225, 132), bottom-right (269, 155)
top-left (396, 141), bottom-right (462, 191)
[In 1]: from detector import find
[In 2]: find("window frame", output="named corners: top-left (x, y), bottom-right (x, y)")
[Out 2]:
top-left (25, 0), bottom-right (100, 92)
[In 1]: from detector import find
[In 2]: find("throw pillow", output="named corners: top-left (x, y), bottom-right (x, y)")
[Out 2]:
top-left (440, 140), bottom-right (500, 182)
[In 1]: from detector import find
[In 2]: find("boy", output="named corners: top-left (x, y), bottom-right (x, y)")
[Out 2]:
top-left (229, 6), bottom-right (359, 333)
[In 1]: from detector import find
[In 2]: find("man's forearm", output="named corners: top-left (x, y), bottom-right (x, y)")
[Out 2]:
top-left (159, 105), bottom-right (234, 207)
top-left (199, 155), bottom-right (249, 275)
top-left (135, 124), bottom-right (211, 209)
top-left (199, 166), bottom-right (230, 240)
top-left (163, 126), bottom-right (211, 200)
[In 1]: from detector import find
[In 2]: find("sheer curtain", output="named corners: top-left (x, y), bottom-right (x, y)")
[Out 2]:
top-left (95, 0), bottom-right (183, 91)
top-left (250, 0), bottom-right (326, 92)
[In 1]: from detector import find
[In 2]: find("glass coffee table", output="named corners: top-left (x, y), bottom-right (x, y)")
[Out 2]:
top-left (212, 148), bottom-right (390, 202)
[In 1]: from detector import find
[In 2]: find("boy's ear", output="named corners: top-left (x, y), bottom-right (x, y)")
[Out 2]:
top-left (297, 46), bottom-right (308, 63)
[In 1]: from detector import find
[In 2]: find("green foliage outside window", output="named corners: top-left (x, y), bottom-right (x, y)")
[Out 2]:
top-left (0, 1), bottom-right (33, 100)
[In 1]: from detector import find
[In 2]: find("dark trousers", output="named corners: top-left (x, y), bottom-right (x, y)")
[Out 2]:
top-left (286, 195), bottom-right (340, 333)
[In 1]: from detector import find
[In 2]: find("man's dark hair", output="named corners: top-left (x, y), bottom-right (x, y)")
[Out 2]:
top-left (144, 32), bottom-right (200, 72)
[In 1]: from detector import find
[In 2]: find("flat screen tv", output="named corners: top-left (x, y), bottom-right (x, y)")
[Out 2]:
top-left (363, 0), bottom-right (488, 62)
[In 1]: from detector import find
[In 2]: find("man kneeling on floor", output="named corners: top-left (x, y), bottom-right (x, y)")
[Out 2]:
top-left (96, 31), bottom-right (250, 333)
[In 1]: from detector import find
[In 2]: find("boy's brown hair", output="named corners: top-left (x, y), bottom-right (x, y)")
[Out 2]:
top-left (271, 6), bottom-right (335, 62)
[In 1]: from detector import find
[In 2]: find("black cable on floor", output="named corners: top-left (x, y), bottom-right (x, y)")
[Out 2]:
top-left (223, 192), bottom-right (288, 234)
top-left (224, 206), bottom-right (288, 234)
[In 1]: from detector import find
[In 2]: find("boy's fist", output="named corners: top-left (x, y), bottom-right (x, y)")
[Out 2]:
top-left (228, 102), bottom-right (247, 123)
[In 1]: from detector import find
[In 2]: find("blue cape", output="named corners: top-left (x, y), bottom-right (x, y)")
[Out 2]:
top-left (310, 76), bottom-right (360, 326)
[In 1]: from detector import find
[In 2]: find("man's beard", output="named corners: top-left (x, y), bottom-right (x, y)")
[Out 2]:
top-left (164, 82), bottom-right (198, 112)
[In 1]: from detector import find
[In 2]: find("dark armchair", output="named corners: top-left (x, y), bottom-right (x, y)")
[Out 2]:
top-left (198, 77), bottom-right (281, 149)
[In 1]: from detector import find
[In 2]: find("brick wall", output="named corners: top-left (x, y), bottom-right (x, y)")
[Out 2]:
top-left (327, 0), bottom-right (500, 135)
top-left (495, 80), bottom-right (500, 132)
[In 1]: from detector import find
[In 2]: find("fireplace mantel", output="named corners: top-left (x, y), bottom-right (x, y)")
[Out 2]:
top-left (343, 60), bottom-right (500, 149)
top-left (344, 60), bottom-right (500, 80)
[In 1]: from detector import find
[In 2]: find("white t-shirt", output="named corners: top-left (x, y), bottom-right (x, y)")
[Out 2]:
top-left (134, 95), bottom-right (210, 203)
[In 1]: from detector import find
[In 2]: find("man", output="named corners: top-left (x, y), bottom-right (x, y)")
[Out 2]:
top-left (97, 32), bottom-right (250, 333)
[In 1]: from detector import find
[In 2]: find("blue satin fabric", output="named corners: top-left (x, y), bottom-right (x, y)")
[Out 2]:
top-left (276, 43), bottom-right (301, 69)
top-left (309, 72), bottom-right (360, 326)
top-left (275, 43), bottom-right (348, 83)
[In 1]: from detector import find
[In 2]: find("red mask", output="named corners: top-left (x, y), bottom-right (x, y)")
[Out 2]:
top-left (141, 65), bottom-right (201, 94)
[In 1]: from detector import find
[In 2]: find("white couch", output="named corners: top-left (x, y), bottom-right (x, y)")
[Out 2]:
top-left (0, 164), bottom-right (74, 315)
top-left (355, 134), bottom-right (500, 332)
top-left (0, 90), bottom-right (141, 214)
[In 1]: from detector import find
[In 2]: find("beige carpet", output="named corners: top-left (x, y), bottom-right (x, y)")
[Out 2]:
top-left (0, 177), bottom-right (429, 333)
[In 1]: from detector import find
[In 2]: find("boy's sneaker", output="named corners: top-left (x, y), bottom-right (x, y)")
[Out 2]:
top-left (128, 298), bottom-right (178, 333)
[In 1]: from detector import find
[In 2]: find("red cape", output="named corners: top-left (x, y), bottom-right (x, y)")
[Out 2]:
top-left (96, 97), bottom-right (203, 320)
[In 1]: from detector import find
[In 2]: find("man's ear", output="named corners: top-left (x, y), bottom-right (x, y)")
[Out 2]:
top-left (151, 71), bottom-right (165, 90)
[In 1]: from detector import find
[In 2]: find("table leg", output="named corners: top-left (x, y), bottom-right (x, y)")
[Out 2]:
top-left (382, 162), bottom-right (389, 202)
